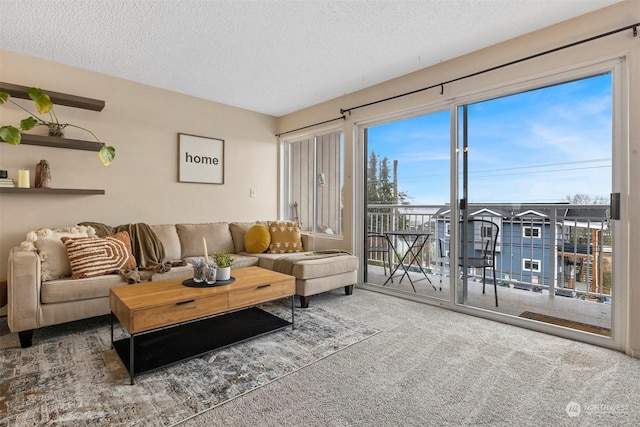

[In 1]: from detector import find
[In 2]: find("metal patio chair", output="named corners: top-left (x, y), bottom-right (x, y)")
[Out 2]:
top-left (459, 219), bottom-right (500, 307)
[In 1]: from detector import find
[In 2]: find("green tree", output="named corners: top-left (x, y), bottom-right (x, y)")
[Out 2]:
top-left (367, 151), bottom-right (379, 204)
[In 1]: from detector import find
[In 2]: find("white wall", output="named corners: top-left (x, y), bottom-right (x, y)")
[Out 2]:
top-left (276, 1), bottom-right (640, 357)
top-left (0, 49), bottom-right (279, 278)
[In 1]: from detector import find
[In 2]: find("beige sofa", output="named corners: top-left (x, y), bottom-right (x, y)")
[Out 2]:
top-left (7, 221), bottom-right (358, 348)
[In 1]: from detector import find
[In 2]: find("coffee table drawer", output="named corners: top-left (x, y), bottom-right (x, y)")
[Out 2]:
top-left (133, 293), bottom-right (228, 333)
top-left (229, 279), bottom-right (294, 309)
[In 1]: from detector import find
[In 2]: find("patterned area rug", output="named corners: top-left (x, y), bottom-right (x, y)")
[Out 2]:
top-left (0, 301), bottom-right (380, 426)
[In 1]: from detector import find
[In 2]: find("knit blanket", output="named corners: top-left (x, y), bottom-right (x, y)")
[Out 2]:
top-left (272, 250), bottom-right (351, 275)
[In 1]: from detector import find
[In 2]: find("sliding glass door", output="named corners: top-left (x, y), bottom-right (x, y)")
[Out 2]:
top-left (457, 71), bottom-right (617, 336)
top-left (360, 60), bottom-right (625, 345)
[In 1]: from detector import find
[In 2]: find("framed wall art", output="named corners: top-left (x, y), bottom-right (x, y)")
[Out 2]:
top-left (178, 133), bottom-right (225, 184)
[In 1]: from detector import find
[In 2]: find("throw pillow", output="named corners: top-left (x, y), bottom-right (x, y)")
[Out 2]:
top-left (20, 226), bottom-right (96, 281)
top-left (244, 224), bottom-right (271, 253)
top-left (62, 235), bottom-right (132, 279)
top-left (108, 231), bottom-right (137, 270)
top-left (268, 221), bottom-right (303, 254)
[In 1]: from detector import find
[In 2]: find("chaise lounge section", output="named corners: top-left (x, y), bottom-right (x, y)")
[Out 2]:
top-left (7, 221), bottom-right (358, 347)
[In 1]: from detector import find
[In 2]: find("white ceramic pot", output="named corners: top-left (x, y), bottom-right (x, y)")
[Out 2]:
top-left (217, 266), bottom-right (231, 281)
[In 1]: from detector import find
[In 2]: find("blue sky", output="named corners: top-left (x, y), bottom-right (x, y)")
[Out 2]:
top-left (367, 73), bottom-right (612, 205)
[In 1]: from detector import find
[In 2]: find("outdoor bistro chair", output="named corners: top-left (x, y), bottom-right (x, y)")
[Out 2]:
top-left (459, 219), bottom-right (500, 307)
top-left (368, 232), bottom-right (392, 280)
top-left (436, 237), bottom-right (449, 291)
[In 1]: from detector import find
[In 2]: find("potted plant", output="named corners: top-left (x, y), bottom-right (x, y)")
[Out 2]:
top-left (0, 87), bottom-right (115, 166)
top-left (213, 250), bottom-right (235, 281)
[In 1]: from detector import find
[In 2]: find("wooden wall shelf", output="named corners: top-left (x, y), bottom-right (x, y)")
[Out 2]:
top-left (19, 134), bottom-right (103, 152)
top-left (0, 188), bottom-right (105, 195)
top-left (0, 82), bottom-right (105, 111)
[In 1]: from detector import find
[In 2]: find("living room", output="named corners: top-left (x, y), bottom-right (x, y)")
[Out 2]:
top-left (2, 1), bottom-right (640, 425)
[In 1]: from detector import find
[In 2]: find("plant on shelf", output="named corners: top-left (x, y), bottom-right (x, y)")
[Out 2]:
top-left (0, 88), bottom-right (115, 166)
top-left (212, 250), bottom-right (235, 268)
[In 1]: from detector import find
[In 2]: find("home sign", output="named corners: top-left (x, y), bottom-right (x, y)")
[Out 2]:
top-left (178, 133), bottom-right (225, 184)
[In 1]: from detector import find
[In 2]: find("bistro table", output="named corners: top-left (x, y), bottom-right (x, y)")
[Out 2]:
top-left (383, 230), bottom-right (436, 292)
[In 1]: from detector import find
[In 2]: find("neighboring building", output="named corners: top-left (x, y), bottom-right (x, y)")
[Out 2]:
top-left (434, 205), bottom-right (610, 295)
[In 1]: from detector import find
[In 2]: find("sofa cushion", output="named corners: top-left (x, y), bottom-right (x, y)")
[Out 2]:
top-left (150, 224), bottom-right (182, 262)
top-left (20, 225), bottom-right (96, 281)
top-left (254, 252), bottom-right (358, 279)
top-left (62, 235), bottom-right (134, 279)
top-left (41, 274), bottom-right (127, 303)
top-left (267, 221), bottom-right (304, 254)
top-left (244, 224), bottom-right (271, 253)
top-left (176, 222), bottom-right (234, 257)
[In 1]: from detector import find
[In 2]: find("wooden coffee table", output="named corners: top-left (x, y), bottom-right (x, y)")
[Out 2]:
top-left (110, 266), bottom-right (295, 384)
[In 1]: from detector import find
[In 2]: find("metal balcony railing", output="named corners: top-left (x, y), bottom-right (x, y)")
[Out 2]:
top-left (367, 203), bottom-right (611, 302)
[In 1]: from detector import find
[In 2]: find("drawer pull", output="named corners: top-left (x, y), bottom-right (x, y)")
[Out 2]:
top-left (176, 299), bottom-right (195, 306)
top-left (257, 284), bottom-right (271, 289)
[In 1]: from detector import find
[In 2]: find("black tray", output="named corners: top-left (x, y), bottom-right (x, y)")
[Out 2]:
top-left (182, 277), bottom-right (236, 288)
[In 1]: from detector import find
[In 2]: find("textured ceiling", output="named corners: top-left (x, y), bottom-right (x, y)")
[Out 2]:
top-left (0, 0), bottom-right (622, 117)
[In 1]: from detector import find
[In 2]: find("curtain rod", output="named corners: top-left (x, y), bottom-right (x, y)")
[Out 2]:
top-left (275, 115), bottom-right (345, 137)
top-left (340, 22), bottom-right (639, 115)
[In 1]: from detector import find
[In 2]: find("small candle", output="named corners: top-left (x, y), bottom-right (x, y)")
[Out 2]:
top-left (17, 170), bottom-right (30, 188)
top-left (202, 237), bottom-right (208, 261)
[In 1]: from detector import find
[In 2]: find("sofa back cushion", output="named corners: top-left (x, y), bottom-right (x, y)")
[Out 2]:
top-left (176, 222), bottom-right (234, 257)
top-left (150, 224), bottom-right (182, 262)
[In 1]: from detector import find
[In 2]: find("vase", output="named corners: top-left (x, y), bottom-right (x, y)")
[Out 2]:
top-left (217, 266), bottom-right (231, 281)
top-left (35, 160), bottom-right (51, 189)
top-left (205, 264), bottom-right (217, 284)
top-left (191, 258), bottom-right (206, 283)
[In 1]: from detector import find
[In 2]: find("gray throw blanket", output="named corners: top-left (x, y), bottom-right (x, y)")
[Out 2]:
top-left (272, 250), bottom-right (351, 275)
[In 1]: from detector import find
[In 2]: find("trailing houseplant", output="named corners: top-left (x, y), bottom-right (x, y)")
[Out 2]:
top-left (0, 88), bottom-right (115, 166)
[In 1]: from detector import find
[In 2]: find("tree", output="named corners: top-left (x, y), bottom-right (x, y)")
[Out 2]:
top-left (565, 193), bottom-right (608, 205)
top-left (378, 156), bottom-right (394, 203)
top-left (367, 151), bottom-right (379, 204)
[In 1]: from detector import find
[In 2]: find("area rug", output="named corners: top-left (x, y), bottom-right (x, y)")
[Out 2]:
top-left (519, 311), bottom-right (611, 336)
top-left (0, 301), bottom-right (380, 426)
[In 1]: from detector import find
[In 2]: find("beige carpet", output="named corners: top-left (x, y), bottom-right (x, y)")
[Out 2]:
top-left (181, 288), bottom-right (640, 426)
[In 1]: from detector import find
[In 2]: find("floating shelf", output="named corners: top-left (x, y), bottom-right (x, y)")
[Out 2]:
top-left (19, 134), bottom-right (103, 152)
top-left (0, 187), bottom-right (105, 195)
top-left (0, 82), bottom-right (105, 111)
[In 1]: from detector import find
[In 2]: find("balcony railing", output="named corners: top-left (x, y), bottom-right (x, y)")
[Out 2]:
top-left (367, 203), bottom-right (611, 302)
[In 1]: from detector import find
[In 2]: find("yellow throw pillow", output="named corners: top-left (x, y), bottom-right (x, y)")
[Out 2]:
top-left (268, 221), bottom-right (303, 254)
top-left (244, 224), bottom-right (271, 253)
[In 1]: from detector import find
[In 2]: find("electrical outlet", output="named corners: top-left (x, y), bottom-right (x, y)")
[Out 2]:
top-left (250, 188), bottom-right (256, 198)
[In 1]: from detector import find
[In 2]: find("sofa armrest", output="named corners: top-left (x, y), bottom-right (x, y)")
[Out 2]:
top-left (301, 233), bottom-right (314, 251)
top-left (7, 246), bottom-right (42, 333)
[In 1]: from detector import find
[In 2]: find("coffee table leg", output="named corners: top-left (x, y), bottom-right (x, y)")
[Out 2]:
top-left (291, 295), bottom-right (295, 330)
top-left (110, 313), bottom-right (114, 349)
top-left (130, 334), bottom-right (135, 385)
